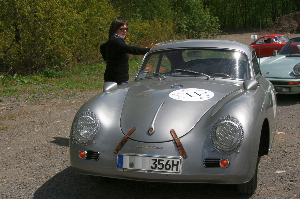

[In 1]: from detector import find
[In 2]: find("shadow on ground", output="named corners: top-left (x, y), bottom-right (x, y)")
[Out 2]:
top-left (50, 137), bottom-right (69, 147)
top-left (34, 167), bottom-right (251, 199)
top-left (276, 94), bottom-right (300, 106)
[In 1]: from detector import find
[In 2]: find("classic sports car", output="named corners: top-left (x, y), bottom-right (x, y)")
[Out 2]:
top-left (70, 40), bottom-right (277, 195)
top-left (251, 34), bottom-right (289, 57)
top-left (260, 36), bottom-right (300, 94)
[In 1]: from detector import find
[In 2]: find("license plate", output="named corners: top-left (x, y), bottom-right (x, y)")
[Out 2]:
top-left (282, 87), bottom-right (290, 92)
top-left (117, 154), bottom-right (182, 173)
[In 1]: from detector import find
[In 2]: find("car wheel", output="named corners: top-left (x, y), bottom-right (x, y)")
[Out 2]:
top-left (236, 157), bottom-right (260, 195)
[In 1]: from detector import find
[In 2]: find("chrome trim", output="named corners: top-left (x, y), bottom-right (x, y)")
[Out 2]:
top-left (148, 101), bottom-right (165, 135)
top-left (137, 146), bottom-right (163, 149)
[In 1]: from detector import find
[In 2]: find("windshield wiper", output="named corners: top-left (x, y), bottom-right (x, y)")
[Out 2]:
top-left (146, 72), bottom-right (166, 80)
top-left (174, 69), bottom-right (210, 79)
top-left (174, 69), bottom-right (199, 75)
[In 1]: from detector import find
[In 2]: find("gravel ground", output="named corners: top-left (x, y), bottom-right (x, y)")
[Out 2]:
top-left (1, 32), bottom-right (299, 198)
top-left (0, 90), bottom-right (299, 199)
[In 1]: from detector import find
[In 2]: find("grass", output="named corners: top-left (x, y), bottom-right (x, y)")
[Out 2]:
top-left (0, 56), bottom-right (143, 101)
top-left (0, 63), bottom-right (104, 100)
top-left (0, 125), bottom-right (8, 130)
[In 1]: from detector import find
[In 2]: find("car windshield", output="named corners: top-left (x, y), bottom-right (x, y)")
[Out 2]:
top-left (136, 49), bottom-right (250, 80)
top-left (279, 37), bottom-right (300, 55)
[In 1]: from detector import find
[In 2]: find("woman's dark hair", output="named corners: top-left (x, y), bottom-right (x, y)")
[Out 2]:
top-left (109, 18), bottom-right (128, 39)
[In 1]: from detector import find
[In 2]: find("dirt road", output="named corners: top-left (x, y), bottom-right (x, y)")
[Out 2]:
top-left (0, 90), bottom-right (299, 199)
top-left (1, 32), bottom-right (299, 198)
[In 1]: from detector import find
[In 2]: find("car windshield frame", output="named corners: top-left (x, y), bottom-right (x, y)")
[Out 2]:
top-left (279, 37), bottom-right (300, 55)
top-left (136, 48), bottom-right (250, 80)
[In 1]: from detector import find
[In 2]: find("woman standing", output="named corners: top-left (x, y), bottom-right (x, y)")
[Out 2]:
top-left (100, 19), bottom-right (156, 85)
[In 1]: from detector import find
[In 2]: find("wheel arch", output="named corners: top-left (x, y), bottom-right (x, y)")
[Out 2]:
top-left (258, 119), bottom-right (270, 157)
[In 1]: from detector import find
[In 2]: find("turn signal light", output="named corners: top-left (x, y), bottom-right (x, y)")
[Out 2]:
top-left (288, 81), bottom-right (300, 85)
top-left (79, 151), bottom-right (86, 159)
top-left (220, 159), bottom-right (229, 168)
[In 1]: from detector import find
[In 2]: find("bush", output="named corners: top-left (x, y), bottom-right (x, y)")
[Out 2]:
top-left (0, 0), bottom-right (118, 75)
top-left (127, 18), bottom-right (176, 47)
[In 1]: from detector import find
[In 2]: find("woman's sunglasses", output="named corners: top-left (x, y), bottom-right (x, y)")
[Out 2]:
top-left (118, 28), bottom-right (128, 32)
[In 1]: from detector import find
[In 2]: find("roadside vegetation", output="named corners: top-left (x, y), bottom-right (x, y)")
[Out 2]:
top-left (0, 57), bottom-right (143, 100)
top-left (0, 63), bottom-right (104, 100)
top-left (1, 0), bottom-right (299, 99)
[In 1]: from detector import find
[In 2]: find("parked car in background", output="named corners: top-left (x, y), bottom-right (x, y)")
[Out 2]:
top-left (70, 40), bottom-right (277, 195)
top-left (251, 34), bottom-right (289, 57)
top-left (260, 36), bottom-right (300, 94)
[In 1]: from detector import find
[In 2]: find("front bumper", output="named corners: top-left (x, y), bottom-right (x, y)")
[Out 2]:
top-left (268, 79), bottom-right (300, 94)
top-left (70, 136), bottom-right (258, 185)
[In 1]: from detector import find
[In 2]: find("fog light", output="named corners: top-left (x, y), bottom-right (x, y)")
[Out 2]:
top-left (79, 151), bottom-right (86, 159)
top-left (220, 159), bottom-right (229, 168)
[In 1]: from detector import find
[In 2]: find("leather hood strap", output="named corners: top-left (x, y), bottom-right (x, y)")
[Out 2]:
top-left (170, 129), bottom-right (188, 159)
top-left (114, 127), bottom-right (136, 154)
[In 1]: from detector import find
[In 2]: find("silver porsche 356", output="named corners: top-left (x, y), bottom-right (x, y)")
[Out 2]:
top-left (70, 40), bottom-right (277, 195)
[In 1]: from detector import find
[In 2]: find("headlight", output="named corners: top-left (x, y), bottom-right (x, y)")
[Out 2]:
top-left (293, 63), bottom-right (300, 76)
top-left (211, 115), bottom-right (244, 154)
top-left (71, 110), bottom-right (99, 145)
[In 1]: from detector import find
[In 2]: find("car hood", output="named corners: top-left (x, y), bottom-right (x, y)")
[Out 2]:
top-left (120, 78), bottom-right (243, 142)
top-left (260, 55), bottom-right (300, 78)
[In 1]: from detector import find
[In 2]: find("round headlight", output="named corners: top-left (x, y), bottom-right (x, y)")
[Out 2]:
top-left (211, 115), bottom-right (244, 154)
top-left (71, 110), bottom-right (99, 145)
top-left (293, 63), bottom-right (300, 76)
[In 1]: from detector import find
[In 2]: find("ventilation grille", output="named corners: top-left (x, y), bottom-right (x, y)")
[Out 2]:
top-left (86, 150), bottom-right (100, 160)
top-left (203, 158), bottom-right (221, 168)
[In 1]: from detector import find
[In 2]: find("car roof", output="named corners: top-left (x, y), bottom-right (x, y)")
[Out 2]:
top-left (150, 39), bottom-right (254, 59)
top-left (258, 34), bottom-right (286, 38)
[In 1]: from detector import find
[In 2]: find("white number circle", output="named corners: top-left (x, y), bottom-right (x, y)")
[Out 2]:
top-left (169, 88), bottom-right (214, 101)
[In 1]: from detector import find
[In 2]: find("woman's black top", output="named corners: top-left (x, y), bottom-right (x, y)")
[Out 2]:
top-left (100, 35), bottom-right (150, 84)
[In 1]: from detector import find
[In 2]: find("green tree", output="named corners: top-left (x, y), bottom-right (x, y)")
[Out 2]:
top-left (110, 0), bottom-right (173, 22)
top-left (111, 0), bottom-right (220, 39)
top-left (205, 0), bottom-right (299, 30)
top-left (0, 0), bottom-right (117, 75)
top-left (172, 0), bottom-right (220, 38)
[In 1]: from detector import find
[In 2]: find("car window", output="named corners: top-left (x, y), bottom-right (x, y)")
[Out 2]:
top-left (256, 37), bottom-right (273, 44)
top-left (137, 49), bottom-right (250, 80)
top-left (264, 37), bottom-right (273, 43)
top-left (274, 35), bottom-right (289, 43)
top-left (252, 50), bottom-right (260, 75)
top-left (143, 53), bottom-right (171, 73)
top-left (256, 38), bottom-right (265, 44)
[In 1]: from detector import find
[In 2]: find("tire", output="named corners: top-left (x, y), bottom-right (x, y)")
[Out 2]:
top-left (237, 157), bottom-right (260, 195)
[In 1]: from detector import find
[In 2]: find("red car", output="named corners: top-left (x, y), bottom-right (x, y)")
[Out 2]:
top-left (251, 34), bottom-right (289, 57)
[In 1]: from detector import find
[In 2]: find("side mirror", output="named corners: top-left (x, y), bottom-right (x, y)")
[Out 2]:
top-left (273, 50), bottom-right (278, 56)
top-left (243, 80), bottom-right (258, 90)
top-left (103, 82), bottom-right (117, 92)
